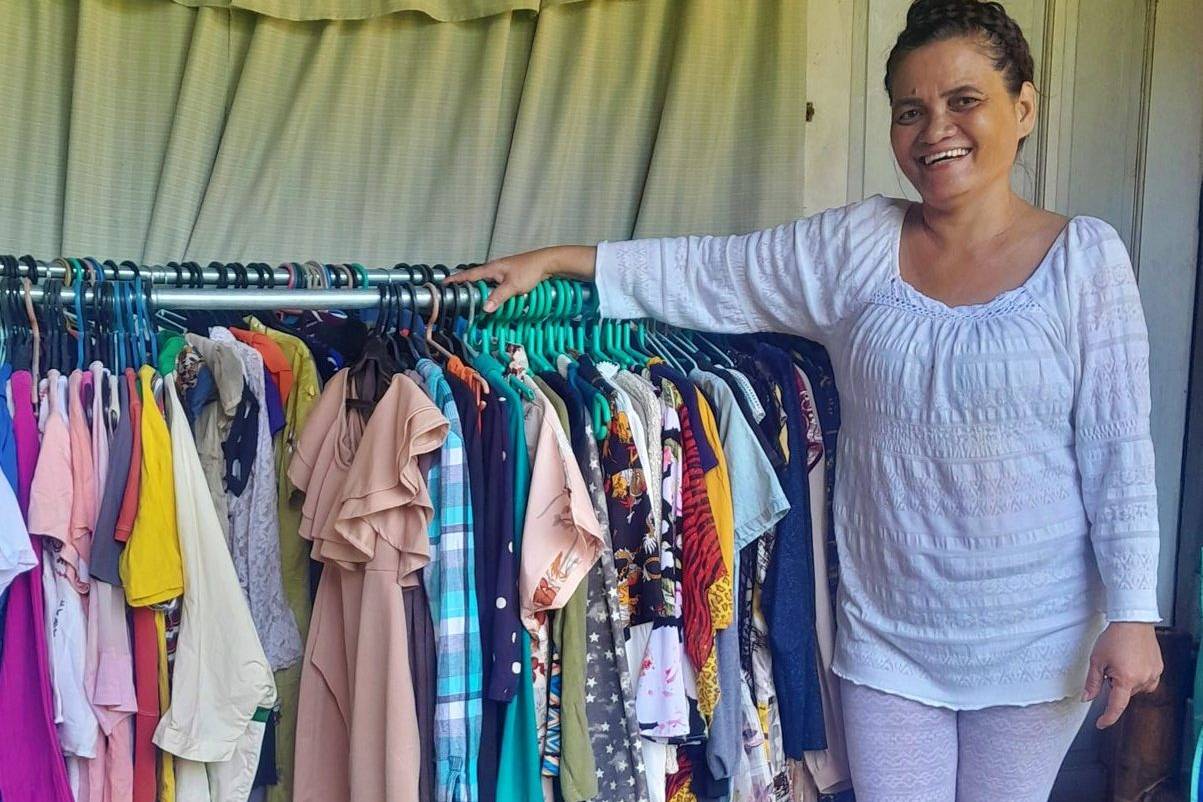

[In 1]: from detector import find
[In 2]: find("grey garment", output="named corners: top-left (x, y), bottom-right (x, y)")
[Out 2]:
top-left (90, 376), bottom-right (132, 587)
top-left (690, 371), bottom-right (789, 551)
top-left (211, 328), bottom-right (303, 672)
top-left (580, 423), bottom-right (649, 802)
top-left (405, 583), bottom-right (437, 802)
top-left (706, 613), bottom-right (743, 785)
top-left (185, 332), bottom-right (246, 542)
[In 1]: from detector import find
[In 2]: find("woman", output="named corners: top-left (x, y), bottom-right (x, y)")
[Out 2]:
top-left (449, 1), bottom-right (1164, 799)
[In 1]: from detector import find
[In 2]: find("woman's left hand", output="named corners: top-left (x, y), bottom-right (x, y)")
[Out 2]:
top-left (1082, 622), bottom-right (1163, 728)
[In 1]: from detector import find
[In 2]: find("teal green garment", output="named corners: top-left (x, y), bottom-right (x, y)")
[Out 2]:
top-left (473, 353), bottom-right (542, 802)
top-left (157, 331), bottom-right (187, 375)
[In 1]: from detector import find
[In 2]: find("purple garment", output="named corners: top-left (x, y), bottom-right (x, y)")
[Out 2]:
top-left (261, 365), bottom-right (285, 436)
top-left (10, 372), bottom-right (37, 514)
top-left (0, 370), bottom-right (74, 802)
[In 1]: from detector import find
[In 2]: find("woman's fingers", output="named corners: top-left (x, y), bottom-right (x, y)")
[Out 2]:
top-left (1096, 682), bottom-right (1132, 729)
top-left (1081, 659), bottom-right (1105, 703)
top-left (444, 260), bottom-right (507, 285)
top-left (482, 281), bottom-right (522, 313)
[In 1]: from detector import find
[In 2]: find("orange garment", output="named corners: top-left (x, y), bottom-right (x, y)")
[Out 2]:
top-left (229, 327), bottom-right (294, 404)
top-left (289, 370), bottom-right (448, 802)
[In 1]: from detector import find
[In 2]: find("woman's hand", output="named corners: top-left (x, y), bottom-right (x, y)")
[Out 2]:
top-left (1083, 622), bottom-right (1162, 728)
top-left (445, 245), bottom-right (597, 313)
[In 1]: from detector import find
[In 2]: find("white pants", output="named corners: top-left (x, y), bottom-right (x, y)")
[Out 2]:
top-left (840, 679), bottom-right (1090, 802)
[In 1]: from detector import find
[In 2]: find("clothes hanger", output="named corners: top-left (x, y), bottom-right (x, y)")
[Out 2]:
top-left (137, 278), bottom-right (159, 370)
top-left (21, 276), bottom-right (39, 378)
top-left (421, 283), bottom-right (456, 363)
top-left (432, 283), bottom-right (466, 362)
top-left (70, 258), bottom-right (88, 371)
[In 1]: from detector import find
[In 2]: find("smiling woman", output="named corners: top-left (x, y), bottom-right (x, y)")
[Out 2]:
top-left (449, 2), bottom-right (1165, 800)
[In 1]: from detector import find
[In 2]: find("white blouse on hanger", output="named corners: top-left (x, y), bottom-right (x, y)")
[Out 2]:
top-left (595, 194), bottom-right (1161, 709)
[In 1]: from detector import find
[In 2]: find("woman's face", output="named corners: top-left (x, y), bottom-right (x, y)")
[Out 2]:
top-left (888, 36), bottom-right (1036, 207)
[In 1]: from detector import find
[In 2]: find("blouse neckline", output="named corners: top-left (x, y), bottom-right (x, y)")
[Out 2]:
top-left (886, 198), bottom-right (1079, 317)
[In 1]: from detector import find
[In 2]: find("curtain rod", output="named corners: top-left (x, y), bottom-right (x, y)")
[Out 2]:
top-left (10, 259), bottom-right (459, 287)
top-left (20, 282), bottom-right (595, 312)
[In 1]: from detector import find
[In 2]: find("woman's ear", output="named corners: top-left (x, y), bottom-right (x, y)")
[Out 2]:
top-left (1016, 80), bottom-right (1038, 140)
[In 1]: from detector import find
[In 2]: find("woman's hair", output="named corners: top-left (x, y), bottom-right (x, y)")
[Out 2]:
top-left (884, 0), bottom-right (1036, 101)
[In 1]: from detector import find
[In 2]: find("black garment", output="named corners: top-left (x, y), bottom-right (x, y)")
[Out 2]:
top-left (730, 350), bottom-right (787, 465)
top-left (251, 712), bottom-right (278, 788)
top-left (476, 383), bottom-right (519, 802)
top-left (405, 584), bottom-right (438, 802)
top-left (222, 385), bottom-right (259, 497)
top-left (294, 312), bottom-right (368, 367)
top-left (577, 360), bottom-right (663, 623)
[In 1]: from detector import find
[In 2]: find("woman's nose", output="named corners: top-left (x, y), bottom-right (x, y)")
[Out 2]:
top-left (919, 111), bottom-right (957, 145)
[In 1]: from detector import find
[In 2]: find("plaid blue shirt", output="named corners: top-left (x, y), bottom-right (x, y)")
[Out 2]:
top-left (418, 359), bottom-right (483, 802)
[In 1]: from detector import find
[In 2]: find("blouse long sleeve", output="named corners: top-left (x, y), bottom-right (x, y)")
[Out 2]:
top-left (594, 194), bottom-right (899, 343)
top-left (1068, 219), bottom-right (1161, 622)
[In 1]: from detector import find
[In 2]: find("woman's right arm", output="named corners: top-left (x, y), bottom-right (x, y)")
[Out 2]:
top-left (447, 196), bottom-right (894, 342)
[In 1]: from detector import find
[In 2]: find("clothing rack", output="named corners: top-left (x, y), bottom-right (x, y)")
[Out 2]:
top-left (12, 260), bottom-right (456, 287)
top-left (2, 256), bottom-right (596, 312)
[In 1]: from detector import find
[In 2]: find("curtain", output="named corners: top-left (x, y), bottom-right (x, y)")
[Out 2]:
top-left (0, 1), bottom-right (808, 799)
top-left (169, 0), bottom-right (593, 22)
top-left (0, 0), bottom-right (808, 267)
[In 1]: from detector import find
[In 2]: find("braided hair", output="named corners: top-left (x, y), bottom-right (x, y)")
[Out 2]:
top-left (884, 0), bottom-right (1036, 101)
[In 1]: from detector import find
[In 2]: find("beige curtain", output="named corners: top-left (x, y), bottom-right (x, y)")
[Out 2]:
top-left (0, 1), bottom-right (808, 799)
top-left (169, 0), bottom-right (591, 22)
top-left (0, 0), bottom-right (808, 267)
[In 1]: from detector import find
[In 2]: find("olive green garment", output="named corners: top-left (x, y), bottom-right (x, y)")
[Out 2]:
top-left (557, 580), bottom-right (597, 802)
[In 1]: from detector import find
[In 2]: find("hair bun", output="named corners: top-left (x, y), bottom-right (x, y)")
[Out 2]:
top-left (886, 0), bottom-right (1034, 103)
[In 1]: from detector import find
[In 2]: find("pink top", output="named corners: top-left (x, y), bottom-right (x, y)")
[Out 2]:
top-left (517, 381), bottom-right (603, 635)
top-left (28, 372), bottom-right (75, 566)
top-left (67, 369), bottom-right (96, 584)
top-left (290, 370), bottom-right (447, 802)
top-left (289, 369), bottom-right (447, 578)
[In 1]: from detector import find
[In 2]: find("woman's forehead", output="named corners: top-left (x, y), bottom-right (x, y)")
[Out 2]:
top-left (890, 40), bottom-right (1004, 94)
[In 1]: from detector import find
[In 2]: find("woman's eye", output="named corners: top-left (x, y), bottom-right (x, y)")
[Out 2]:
top-left (895, 109), bottom-right (919, 123)
top-left (954, 96), bottom-right (980, 108)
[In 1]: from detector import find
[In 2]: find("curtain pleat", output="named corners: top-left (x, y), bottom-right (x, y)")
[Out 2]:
top-left (0, 0), bottom-right (809, 262)
top-left (170, 0), bottom-right (602, 23)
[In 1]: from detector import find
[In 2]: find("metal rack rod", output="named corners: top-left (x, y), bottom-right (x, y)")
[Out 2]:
top-left (11, 260), bottom-right (457, 287)
top-left (20, 282), bottom-right (594, 312)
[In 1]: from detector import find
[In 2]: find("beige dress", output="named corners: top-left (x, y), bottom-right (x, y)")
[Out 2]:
top-left (289, 370), bottom-right (448, 802)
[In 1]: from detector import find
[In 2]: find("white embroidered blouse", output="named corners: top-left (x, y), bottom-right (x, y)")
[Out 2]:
top-left (594, 194), bottom-right (1161, 709)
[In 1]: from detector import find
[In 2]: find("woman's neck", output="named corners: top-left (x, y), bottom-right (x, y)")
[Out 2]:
top-left (913, 184), bottom-right (1029, 251)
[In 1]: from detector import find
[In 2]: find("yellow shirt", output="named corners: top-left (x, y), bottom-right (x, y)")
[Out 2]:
top-left (120, 366), bottom-right (184, 606)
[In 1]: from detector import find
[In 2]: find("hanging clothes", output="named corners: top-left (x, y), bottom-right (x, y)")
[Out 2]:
top-left (291, 370), bottom-right (448, 802)
top-left (211, 327), bottom-right (303, 673)
top-left (154, 375), bottom-right (277, 800)
top-left (0, 368), bottom-right (74, 802)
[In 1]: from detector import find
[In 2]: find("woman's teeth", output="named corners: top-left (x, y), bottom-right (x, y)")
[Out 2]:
top-left (921, 147), bottom-right (971, 166)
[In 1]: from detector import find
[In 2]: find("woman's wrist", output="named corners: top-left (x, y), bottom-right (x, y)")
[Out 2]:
top-left (546, 245), bottom-right (597, 281)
